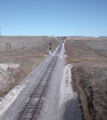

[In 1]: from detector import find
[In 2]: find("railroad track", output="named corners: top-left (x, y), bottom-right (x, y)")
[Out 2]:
top-left (17, 41), bottom-right (63, 120)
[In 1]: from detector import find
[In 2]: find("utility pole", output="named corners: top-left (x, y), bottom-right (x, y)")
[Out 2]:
top-left (6, 43), bottom-right (11, 75)
top-left (6, 43), bottom-right (11, 56)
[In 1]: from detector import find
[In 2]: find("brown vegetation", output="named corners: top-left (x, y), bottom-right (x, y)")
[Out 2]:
top-left (0, 36), bottom-right (60, 99)
top-left (65, 37), bottom-right (107, 120)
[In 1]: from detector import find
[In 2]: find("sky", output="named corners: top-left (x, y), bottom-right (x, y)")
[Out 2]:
top-left (0, 0), bottom-right (107, 36)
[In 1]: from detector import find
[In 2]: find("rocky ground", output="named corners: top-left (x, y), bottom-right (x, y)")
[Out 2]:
top-left (65, 37), bottom-right (107, 120)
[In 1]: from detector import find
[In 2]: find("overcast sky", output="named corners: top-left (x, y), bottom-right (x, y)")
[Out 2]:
top-left (0, 0), bottom-right (107, 36)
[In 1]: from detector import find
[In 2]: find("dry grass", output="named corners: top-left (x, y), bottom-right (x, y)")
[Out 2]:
top-left (0, 36), bottom-right (60, 99)
top-left (65, 37), bottom-right (107, 120)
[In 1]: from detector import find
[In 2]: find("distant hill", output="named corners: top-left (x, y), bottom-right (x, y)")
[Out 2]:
top-left (99, 36), bottom-right (107, 38)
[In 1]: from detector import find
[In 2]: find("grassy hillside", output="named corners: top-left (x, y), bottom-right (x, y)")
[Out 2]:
top-left (0, 36), bottom-right (60, 99)
top-left (65, 37), bottom-right (107, 120)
